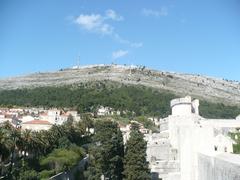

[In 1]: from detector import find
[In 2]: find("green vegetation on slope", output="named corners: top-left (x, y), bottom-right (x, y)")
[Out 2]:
top-left (0, 82), bottom-right (240, 118)
top-left (0, 82), bottom-right (175, 117)
top-left (94, 115), bottom-right (159, 133)
top-left (199, 101), bottom-right (240, 119)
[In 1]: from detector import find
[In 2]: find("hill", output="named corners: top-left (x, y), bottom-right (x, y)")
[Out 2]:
top-left (0, 65), bottom-right (240, 119)
top-left (0, 64), bottom-right (239, 106)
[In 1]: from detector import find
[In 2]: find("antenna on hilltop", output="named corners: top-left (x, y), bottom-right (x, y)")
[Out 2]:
top-left (129, 62), bottom-right (133, 76)
top-left (75, 54), bottom-right (81, 69)
top-left (77, 55), bottom-right (80, 68)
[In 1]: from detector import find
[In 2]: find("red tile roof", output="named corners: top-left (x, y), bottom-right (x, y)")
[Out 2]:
top-left (22, 120), bottom-right (52, 125)
top-left (40, 112), bottom-right (48, 116)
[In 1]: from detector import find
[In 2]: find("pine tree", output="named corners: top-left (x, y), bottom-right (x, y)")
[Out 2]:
top-left (123, 123), bottom-right (150, 180)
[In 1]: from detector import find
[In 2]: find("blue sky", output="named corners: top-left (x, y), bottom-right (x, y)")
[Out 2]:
top-left (1, 0), bottom-right (240, 80)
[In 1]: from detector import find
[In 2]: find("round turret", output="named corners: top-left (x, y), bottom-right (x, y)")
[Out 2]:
top-left (170, 96), bottom-right (192, 116)
top-left (236, 115), bottom-right (240, 121)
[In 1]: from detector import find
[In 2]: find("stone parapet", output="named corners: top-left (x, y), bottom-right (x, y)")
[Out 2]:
top-left (170, 96), bottom-right (192, 108)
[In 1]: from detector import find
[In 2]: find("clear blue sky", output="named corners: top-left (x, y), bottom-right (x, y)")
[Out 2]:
top-left (1, 0), bottom-right (240, 80)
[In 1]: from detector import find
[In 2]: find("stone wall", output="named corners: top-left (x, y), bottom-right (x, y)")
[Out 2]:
top-left (198, 153), bottom-right (240, 180)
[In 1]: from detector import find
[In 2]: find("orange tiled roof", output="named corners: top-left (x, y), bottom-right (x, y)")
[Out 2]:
top-left (40, 112), bottom-right (48, 116)
top-left (22, 120), bottom-right (52, 125)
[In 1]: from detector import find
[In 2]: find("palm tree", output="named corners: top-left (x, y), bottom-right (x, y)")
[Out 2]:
top-left (30, 131), bottom-right (50, 157)
top-left (36, 131), bottom-right (50, 155)
top-left (8, 126), bottom-right (21, 177)
top-left (0, 122), bottom-right (20, 178)
top-left (0, 128), bottom-right (13, 176)
top-left (75, 121), bottom-right (86, 135)
top-left (20, 129), bottom-right (33, 156)
top-left (49, 125), bottom-right (66, 147)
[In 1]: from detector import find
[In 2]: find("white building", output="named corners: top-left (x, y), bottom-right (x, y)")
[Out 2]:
top-left (21, 115), bottom-right (35, 123)
top-left (0, 112), bottom-right (13, 124)
top-left (46, 109), bottom-right (61, 124)
top-left (97, 106), bottom-right (113, 116)
top-left (120, 121), bottom-right (149, 144)
top-left (39, 109), bottom-right (80, 125)
top-left (148, 117), bottom-right (161, 127)
top-left (0, 108), bottom-right (80, 131)
top-left (119, 124), bottom-right (131, 144)
top-left (147, 96), bottom-right (240, 180)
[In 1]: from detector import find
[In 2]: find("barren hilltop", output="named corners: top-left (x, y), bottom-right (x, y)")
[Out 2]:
top-left (1, 64), bottom-right (240, 106)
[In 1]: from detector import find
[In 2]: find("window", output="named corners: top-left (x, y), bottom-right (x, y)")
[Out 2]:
top-left (224, 147), bottom-right (227, 152)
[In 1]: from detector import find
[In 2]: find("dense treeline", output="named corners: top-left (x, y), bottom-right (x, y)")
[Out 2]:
top-left (199, 101), bottom-right (240, 119)
top-left (0, 83), bottom-right (175, 117)
top-left (0, 82), bottom-right (240, 118)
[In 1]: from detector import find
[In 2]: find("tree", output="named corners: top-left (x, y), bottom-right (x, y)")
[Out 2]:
top-left (86, 120), bottom-right (124, 180)
top-left (81, 113), bottom-right (94, 135)
top-left (19, 129), bottom-right (33, 156)
top-left (123, 123), bottom-right (150, 180)
top-left (67, 114), bottom-right (74, 125)
top-left (0, 118), bottom-right (90, 179)
top-left (0, 127), bottom-right (14, 176)
top-left (19, 169), bottom-right (38, 180)
top-left (40, 149), bottom-right (81, 171)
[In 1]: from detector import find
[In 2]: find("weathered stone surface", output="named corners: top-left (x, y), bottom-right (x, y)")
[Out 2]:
top-left (147, 96), bottom-right (240, 180)
top-left (198, 153), bottom-right (240, 180)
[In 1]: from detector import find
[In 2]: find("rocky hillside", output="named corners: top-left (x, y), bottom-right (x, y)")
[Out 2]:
top-left (1, 64), bottom-right (240, 105)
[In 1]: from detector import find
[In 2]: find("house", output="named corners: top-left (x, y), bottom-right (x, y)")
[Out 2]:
top-left (97, 106), bottom-right (113, 116)
top-left (21, 115), bottom-right (35, 123)
top-left (213, 134), bottom-right (236, 153)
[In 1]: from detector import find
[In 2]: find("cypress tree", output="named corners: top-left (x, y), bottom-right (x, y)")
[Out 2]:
top-left (86, 120), bottom-right (124, 180)
top-left (123, 123), bottom-right (150, 180)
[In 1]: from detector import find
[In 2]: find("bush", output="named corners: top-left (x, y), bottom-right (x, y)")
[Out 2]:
top-left (40, 148), bottom-right (83, 173)
top-left (19, 169), bottom-right (39, 180)
top-left (39, 169), bottom-right (55, 179)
